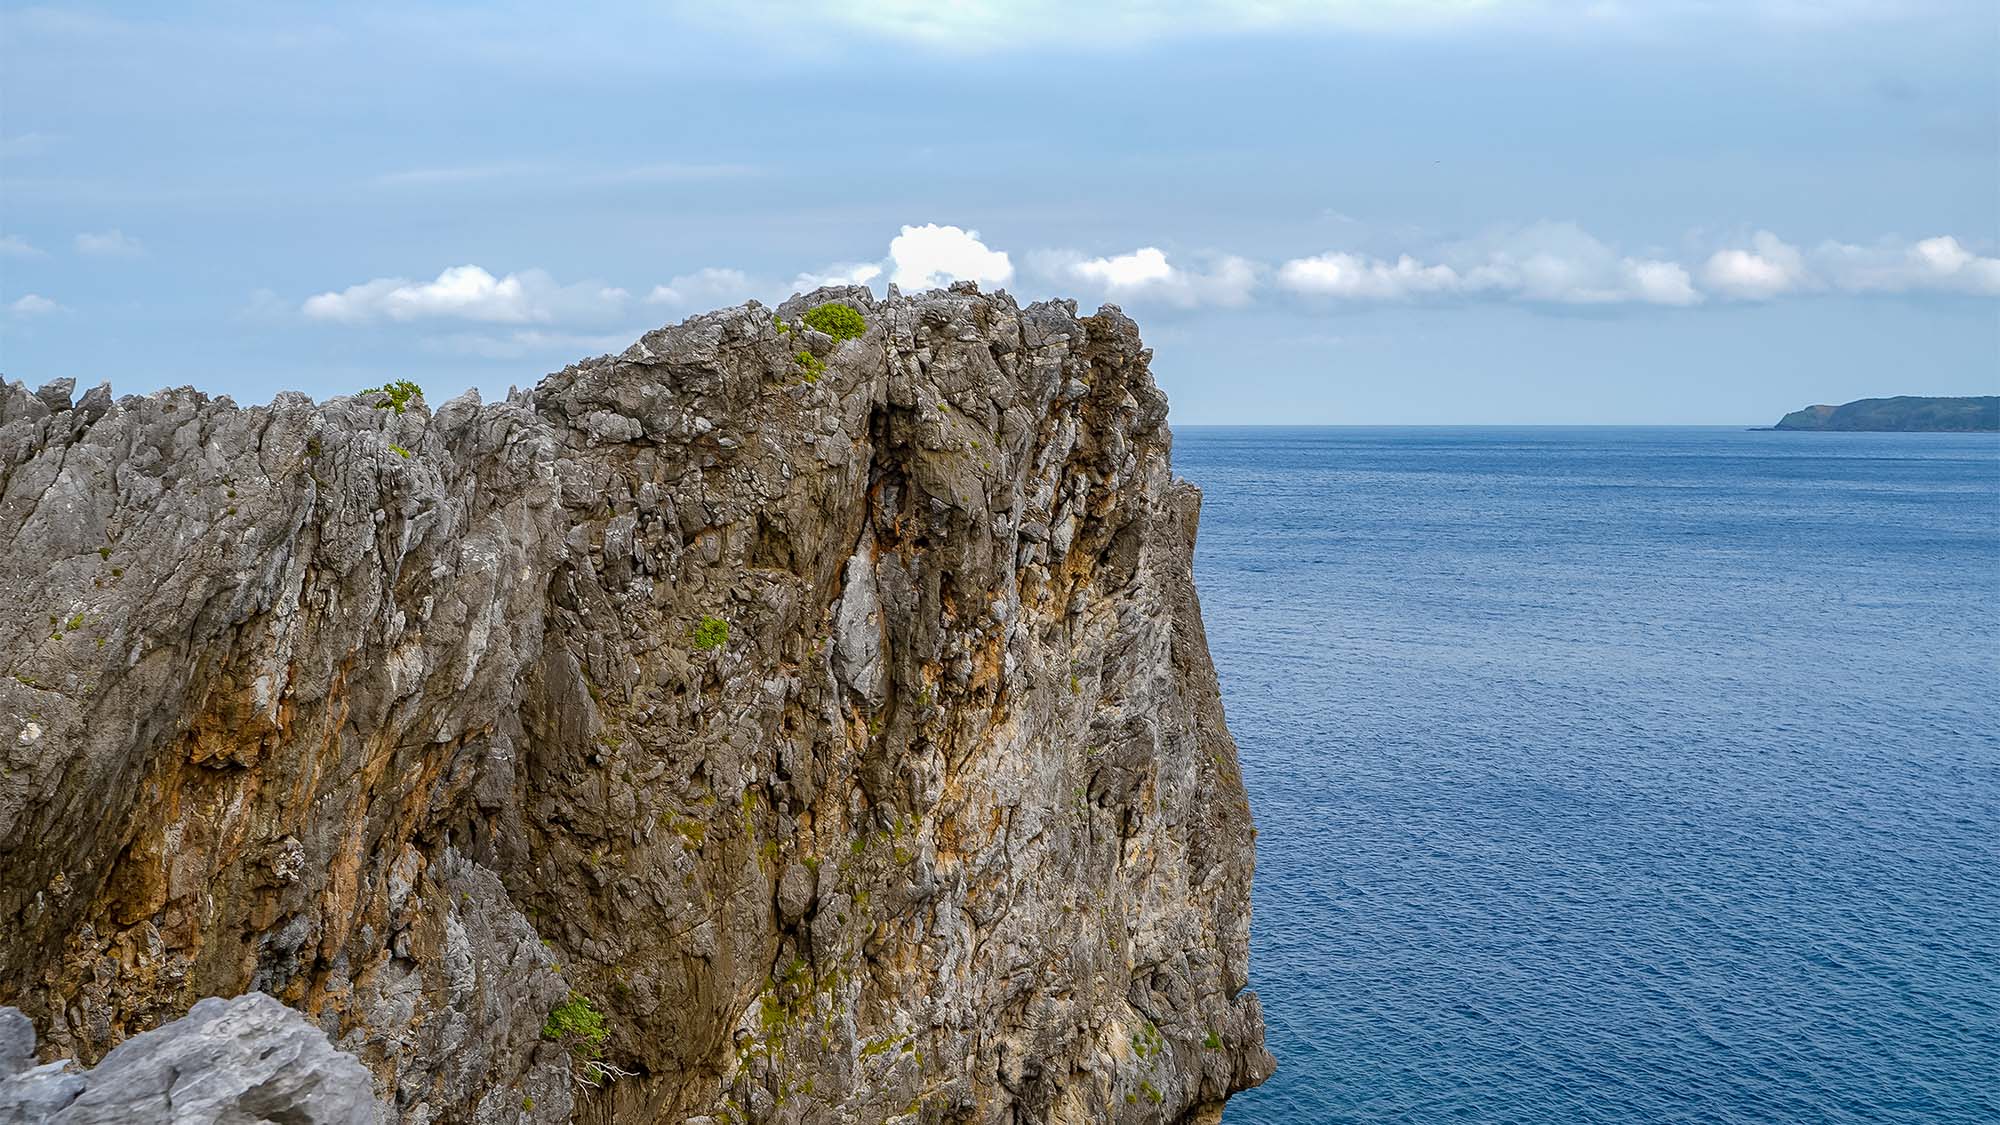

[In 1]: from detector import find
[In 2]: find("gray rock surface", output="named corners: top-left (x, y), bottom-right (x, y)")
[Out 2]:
top-left (0, 1010), bottom-right (33, 1077)
top-left (0, 1060), bottom-right (86, 1123)
top-left (0, 284), bottom-right (1270, 1122)
top-left (0, 993), bottom-right (373, 1123)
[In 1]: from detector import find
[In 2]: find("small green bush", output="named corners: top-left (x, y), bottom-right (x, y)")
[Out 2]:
top-left (802, 302), bottom-right (866, 342)
top-left (542, 991), bottom-right (608, 1060)
top-left (691, 615), bottom-right (730, 651)
top-left (359, 379), bottom-right (423, 414)
top-left (793, 350), bottom-right (825, 382)
top-left (387, 444), bottom-right (411, 458)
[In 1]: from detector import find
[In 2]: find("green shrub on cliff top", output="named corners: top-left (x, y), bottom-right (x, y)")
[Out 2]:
top-left (359, 379), bottom-right (423, 414)
top-left (802, 302), bottom-right (866, 342)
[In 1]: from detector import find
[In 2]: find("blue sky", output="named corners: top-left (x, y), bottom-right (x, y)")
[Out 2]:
top-left (2, 1), bottom-right (1995, 423)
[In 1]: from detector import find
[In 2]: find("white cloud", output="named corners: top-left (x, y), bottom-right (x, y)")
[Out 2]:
top-left (1623, 259), bottom-right (1702, 306)
top-left (1700, 231), bottom-right (1809, 300)
top-left (1453, 223), bottom-right (1702, 305)
top-left (8, 294), bottom-right (62, 316)
top-left (646, 267), bottom-right (755, 306)
top-left (887, 224), bottom-right (1013, 289)
top-left (422, 329), bottom-right (640, 360)
top-left (75, 228), bottom-right (144, 257)
top-left (1047, 246), bottom-right (1258, 308)
top-left (1070, 246), bottom-right (1176, 289)
top-left (302, 265), bottom-right (629, 323)
top-left (1812, 234), bottom-right (2000, 296)
top-left (773, 225), bottom-right (1007, 296)
top-left (1700, 231), bottom-right (2000, 299)
top-left (1278, 222), bottom-right (1701, 306)
top-left (792, 261), bottom-right (884, 291)
top-left (0, 235), bottom-right (43, 258)
top-left (1279, 252), bottom-right (1466, 300)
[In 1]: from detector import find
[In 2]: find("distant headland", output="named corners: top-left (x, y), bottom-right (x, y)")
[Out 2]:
top-left (1770, 395), bottom-right (1999, 432)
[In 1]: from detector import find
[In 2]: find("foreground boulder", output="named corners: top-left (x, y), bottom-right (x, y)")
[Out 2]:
top-left (0, 284), bottom-right (1271, 1122)
top-left (0, 993), bottom-right (374, 1123)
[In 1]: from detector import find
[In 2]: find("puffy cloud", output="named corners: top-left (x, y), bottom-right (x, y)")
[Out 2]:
top-left (74, 228), bottom-right (143, 257)
top-left (1279, 222), bottom-right (1701, 306)
top-left (1623, 259), bottom-right (1702, 306)
top-left (1071, 246), bottom-right (1176, 288)
top-left (1453, 223), bottom-right (1702, 305)
top-left (1700, 231), bottom-right (1809, 299)
top-left (8, 293), bottom-right (62, 316)
top-left (302, 265), bottom-right (629, 323)
top-left (1278, 252), bottom-right (1466, 300)
top-left (0, 235), bottom-right (43, 258)
top-left (1047, 246), bottom-right (1257, 308)
top-left (887, 224), bottom-right (1012, 289)
top-left (646, 267), bottom-right (755, 307)
top-left (1813, 234), bottom-right (2000, 296)
top-left (782, 224), bottom-right (1007, 295)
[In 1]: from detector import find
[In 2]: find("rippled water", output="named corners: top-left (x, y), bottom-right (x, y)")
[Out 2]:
top-left (1176, 427), bottom-right (2000, 1125)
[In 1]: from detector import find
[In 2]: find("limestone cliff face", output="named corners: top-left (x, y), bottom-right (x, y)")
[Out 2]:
top-left (0, 284), bottom-right (1271, 1123)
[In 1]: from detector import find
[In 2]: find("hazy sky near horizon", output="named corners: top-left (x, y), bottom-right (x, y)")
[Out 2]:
top-left (2, 1), bottom-right (1996, 424)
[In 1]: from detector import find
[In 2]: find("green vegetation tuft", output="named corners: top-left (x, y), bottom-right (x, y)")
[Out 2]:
top-left (387, 444), bottom-right (410, 458)
top-left (541, 991), bottom-right (609, 1060)
top-left (802, 302), bottom-right (866, 342)
top-left (359, 379), bottom-right (423, 414)
top-left (691, 615), bottom-right (730, 651)
top-left (793, 350), bottom-right (825, 383)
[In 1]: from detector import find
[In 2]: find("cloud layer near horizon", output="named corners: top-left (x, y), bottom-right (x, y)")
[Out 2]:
top-left (294, 223), bottom-right (2000, 341)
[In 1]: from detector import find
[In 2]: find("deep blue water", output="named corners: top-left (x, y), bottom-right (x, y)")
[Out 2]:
top-left (1176, 427), bottom-right (2000, 1125)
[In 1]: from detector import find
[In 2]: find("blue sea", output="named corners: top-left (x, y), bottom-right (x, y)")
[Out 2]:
top-left (1176, 427), bottom-right (2000, 1125)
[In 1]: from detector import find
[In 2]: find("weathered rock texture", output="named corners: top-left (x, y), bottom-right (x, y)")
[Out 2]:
top-left (0, 284), bottom-right (1271, 1123)
top-left (0, 992), bottom-right (376, 1123)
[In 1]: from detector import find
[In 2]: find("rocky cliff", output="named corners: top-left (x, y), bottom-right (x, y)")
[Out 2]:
top-left (0, 283), bottom-right (1271, 1123)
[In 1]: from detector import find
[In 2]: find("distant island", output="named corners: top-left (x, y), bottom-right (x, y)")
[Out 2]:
top-left (1772, 395), bottom-right (1999, 432)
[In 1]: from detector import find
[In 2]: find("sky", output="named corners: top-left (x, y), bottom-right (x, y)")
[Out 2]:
top-left (2, 0), bottom-right (1996, 424)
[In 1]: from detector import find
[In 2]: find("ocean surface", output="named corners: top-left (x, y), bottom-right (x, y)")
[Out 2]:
top-left (1174, 427), bottom-right (2000, 1125)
